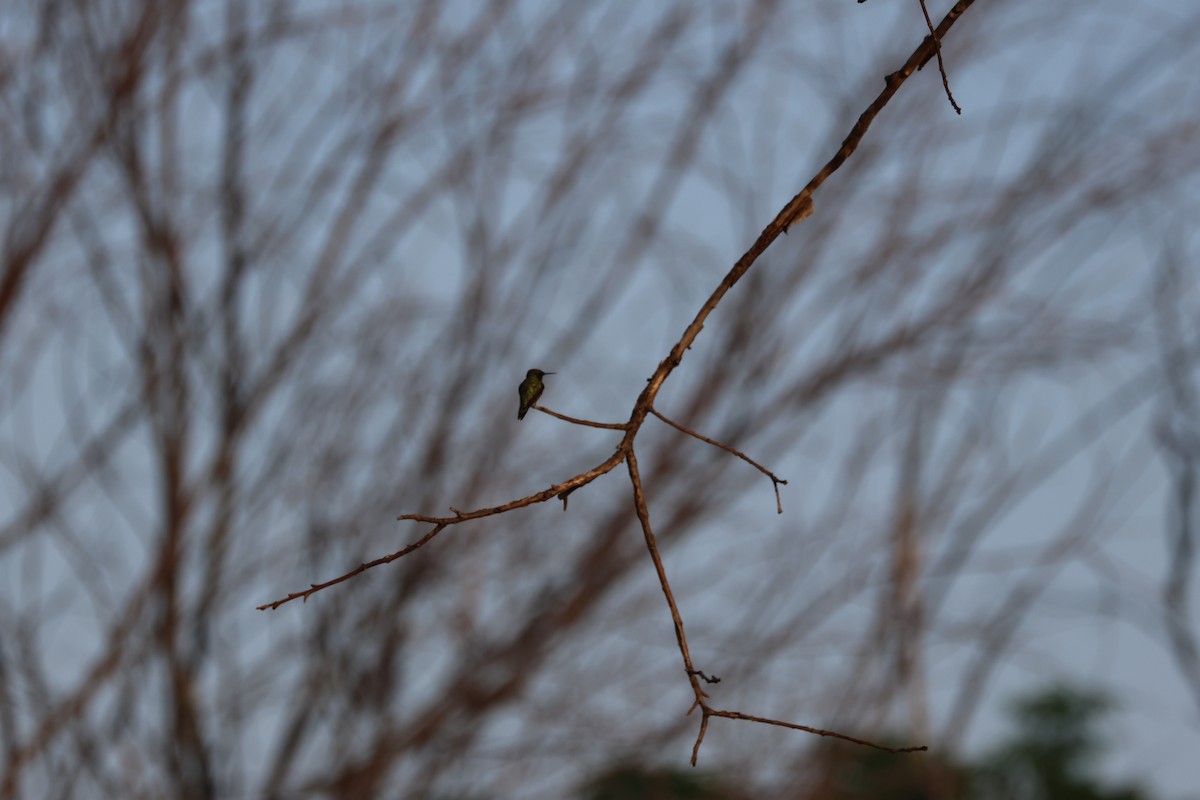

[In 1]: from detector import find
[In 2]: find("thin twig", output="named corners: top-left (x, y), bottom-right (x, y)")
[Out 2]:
top-left (627, 448), bottom-right (710, 705)
top-left (690, 714), bottom-right (711, 765)
top-left (256, 524), bottom-right (447, 610)
top-left (395, 449), bottom-right (625, 524)
top-left (650, 407), bottom-right (787, 513)
top-left (917, 0), bottom-right (961, 114)
top-left (533, 403), bottom-right (628, 430)
top-left (688, 669), bottom-right (721, 685)
top-left (691, 709), bottom-right (927, 765)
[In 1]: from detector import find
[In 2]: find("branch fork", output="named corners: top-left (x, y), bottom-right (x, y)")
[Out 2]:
top-left (259, 0), bottom-right (978, 759)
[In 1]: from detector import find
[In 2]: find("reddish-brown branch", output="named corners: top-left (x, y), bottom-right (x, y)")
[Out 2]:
top-left (650, 407), bottom-right (787, 513)
top-left (258, 450), bottom-right (629, 608)
top-left (627, 448), bottom-right (709, 706)
top-left (395, 449), bottom-right (628, 525)
top-left (917, 0), bottom-right (961, 114)
top-left (257, 0), bottom-right (978, 764)
top-left (533, 404), bottom-right (628, 430)
top-left (619, 0), bottom-right (978, 435)
top-left (691, 708), bottom-right (927, 765)
top-left (256, 524), bottom-right (447, 610)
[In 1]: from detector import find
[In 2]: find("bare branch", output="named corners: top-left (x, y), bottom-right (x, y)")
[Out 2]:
top-left (258, 450), bottom-right (629, 608)
top-left (532, 403), bottom-right (628, 430)
top-left (702, 709), bottom-right (928, 760)
top-left (917, 0), bottom-right (961, 114)
top-left (626, 447), bottom-right (709, 701)
top-left (252, 0), bottom-right (981, 765)
top-left (649, 407), bottom-right (787, 513)
top-left (256, 524), bottom-right (447, 611)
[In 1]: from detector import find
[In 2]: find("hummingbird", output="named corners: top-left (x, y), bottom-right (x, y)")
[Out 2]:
top-left (517, 368), bottom-right (554, 420)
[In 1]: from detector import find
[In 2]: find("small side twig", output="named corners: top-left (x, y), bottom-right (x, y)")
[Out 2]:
top-left (916, 0), bottom-right (961, 114)
top-left (256, 524), bottom-right (447, 610)
top-left (533, 403), bottom-right (628, 430)
top-left (690, 708), bottom-right (927, 766)
top-left (650, 407), bottom-right (787, 514)
top-left (557, 486), bottom-right (577, 511)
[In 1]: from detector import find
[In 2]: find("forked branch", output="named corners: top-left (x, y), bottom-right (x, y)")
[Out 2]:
top-left (650, 407), bottom-right (787, 513)
top-left (257, 449), bottom-right (626, 610)
top-left (259, 0), bottom-right (980, 762)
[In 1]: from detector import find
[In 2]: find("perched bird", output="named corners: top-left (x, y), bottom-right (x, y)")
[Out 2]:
top-left (517, 368), bottom-right (554, 420)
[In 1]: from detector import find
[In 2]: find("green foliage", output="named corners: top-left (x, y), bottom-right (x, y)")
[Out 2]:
top-left (970, 684), bottom-right (1150, 800)
top-left (578, 764), bottom-right (748, 800)
top-left (803, 738), bottom-right (966, 799)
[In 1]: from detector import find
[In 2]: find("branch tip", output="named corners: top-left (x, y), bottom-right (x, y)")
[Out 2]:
top-left (688, 669), bottom-right (721, 684)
